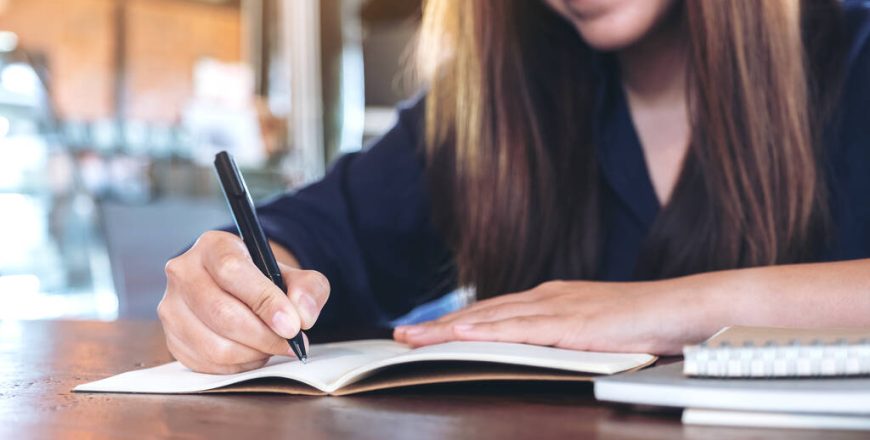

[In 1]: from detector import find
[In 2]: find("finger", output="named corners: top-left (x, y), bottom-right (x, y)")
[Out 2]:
top-left (393, 325), bottom-right (409, 343)
top-left (165, 330), bottom-right (216, 372)
top-left (202, 244), bottom-right (302, 339)
top-left (432, 301), bottom-right (540, 326)
top-left (179, 272), bottom-right (295, 357)
top-left (395, 297), bottom-right (529, 342)
top-left (281, 266), bottom-right (330, 330)
top-left (450, 316), bottom-right (563, 346)
top-left (438, 291), bottom-right (531, 319)
top-left (395, 302), bottom-right (544, 345)
top-left (394, 323), bottom-right (453, 347)
top-left (166, 332), bottom-right (268, 374)
top-left (446, 282), bottom-right (568, 320)
top-left (162, 292), bottom-right (272, 366)
top-left (166, 293), bottom-right (271, 365)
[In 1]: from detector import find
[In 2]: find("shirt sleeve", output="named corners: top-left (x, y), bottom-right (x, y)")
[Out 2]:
top-left (255, 96), bottom-right (456, 333)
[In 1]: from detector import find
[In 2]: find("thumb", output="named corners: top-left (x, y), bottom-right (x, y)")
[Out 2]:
top-left (281, 266), bottom-right (330, 330)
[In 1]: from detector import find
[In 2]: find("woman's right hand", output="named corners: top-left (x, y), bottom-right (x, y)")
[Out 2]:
top-left (158, 231), bottom-right (330, 374)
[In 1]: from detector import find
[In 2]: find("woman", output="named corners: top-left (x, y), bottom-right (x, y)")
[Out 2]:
top-left (159, 0), bottom-right (870, 374)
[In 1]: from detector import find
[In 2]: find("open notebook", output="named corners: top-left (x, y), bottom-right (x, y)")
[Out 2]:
top-left (75, 339), bottom-right (656, 396)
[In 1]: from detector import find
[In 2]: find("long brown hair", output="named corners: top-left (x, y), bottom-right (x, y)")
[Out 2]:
top-left (418, 0), bottom-right (845, 297)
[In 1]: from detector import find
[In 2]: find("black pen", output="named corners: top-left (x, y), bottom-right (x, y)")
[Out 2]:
top-left (214, 151), bottom-right (308, 363)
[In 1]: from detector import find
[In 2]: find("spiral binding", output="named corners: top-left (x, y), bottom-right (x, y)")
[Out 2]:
top-left (683, 338), bottom-right (870, 377)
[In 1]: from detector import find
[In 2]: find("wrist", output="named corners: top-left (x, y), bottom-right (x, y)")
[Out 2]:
top-left (652, 271), bottom-right (740, 345)
top-left (679, 268), bottom-right (767, 340)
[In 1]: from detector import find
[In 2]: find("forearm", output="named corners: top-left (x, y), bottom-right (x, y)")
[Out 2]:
top-left (666, 258), bottom-right (870, 341)
top-left (394, 258), bottom-right (870, 354)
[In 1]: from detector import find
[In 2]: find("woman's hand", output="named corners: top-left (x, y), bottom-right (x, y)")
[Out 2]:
top-left (394, 279), bottom-right (717, 355)
top-left (158, 231), bottom-right (330, 374)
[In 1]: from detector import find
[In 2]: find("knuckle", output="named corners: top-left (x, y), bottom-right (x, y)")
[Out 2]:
top-left (537, 281), bottom-right (556, 292)
top-left (209, 300), bottom-right (238, 326)
top-left (205, 339), bottom-right (237, 365)
top-left (478, 307), bottom-right (500, 321)
top-left (287, 286), bottom-right (312, 313)
top-left (307, 271), bottom-right (330, 294)
top-left (199, 230), bottom-right (229, 247)
top-left (164, 257), bottom-right (181, 280)
top-left (216, 254), bottom-right (244, 280)
top-left (251, 286), bottom-right (278, 317)
top-left (541, 279), bottom-right (568, 292)
top-left (156, 298), bottom-right (168, 322)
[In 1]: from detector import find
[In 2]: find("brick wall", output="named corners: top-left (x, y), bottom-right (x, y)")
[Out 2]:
top-left (0, 0), bottom-right (115, 120)
top-left (0, 0), bottom-right (240, 122)
top-left (125, 0), bottom-right (241, 122)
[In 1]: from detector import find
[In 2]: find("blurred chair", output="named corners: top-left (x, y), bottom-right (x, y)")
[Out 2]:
top-left (99, 197), bottom-right (230, 319)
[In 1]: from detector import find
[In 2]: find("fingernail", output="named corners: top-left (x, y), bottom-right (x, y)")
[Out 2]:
top-left (298, 294), bottom-right (319, 323)
top-left (453, 324), bottom-right (474, 332)
top-left (403, 326), bottom-right (425, 336)
top-left (272, 310), bottom-right (298, 338)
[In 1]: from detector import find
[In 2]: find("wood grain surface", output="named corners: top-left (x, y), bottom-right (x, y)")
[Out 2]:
top-left (0, 320), bottom-right (864, 439)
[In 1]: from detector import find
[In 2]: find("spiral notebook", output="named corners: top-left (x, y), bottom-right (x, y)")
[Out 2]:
top-left (683, 326), bottom-right (870, 378)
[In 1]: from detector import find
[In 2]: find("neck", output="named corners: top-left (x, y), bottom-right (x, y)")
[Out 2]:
top-left (616, 11), bottom-right (692, 206)
top-left (617, 13), bottom-right (688, 106)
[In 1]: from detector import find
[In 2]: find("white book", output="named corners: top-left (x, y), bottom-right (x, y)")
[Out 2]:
top-left (595, 362), bottom-right (870, 415)
top-left (683, 326), bottom-right (870, 378)
top-left (683, 408), bottom-right (870, 431)
top-left (75, 339), bottom-right (655, 396)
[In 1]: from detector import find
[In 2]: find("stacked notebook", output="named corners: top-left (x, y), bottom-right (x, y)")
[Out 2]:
top-left (595, 326), bottom-right (870, 431)
top-left (683, 326), bottom-right (870, 378)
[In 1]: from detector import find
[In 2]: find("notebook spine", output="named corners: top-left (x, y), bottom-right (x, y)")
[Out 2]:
top-left (683, 341), bottom-right (870, 378)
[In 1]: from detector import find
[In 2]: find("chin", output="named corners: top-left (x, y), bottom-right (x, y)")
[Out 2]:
top-left (574, 23), bottom-right (652, 52)
top-left (546, 0), bottom-right (678, 52)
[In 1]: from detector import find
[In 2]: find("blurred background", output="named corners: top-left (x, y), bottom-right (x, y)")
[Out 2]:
top-left (0, 0), bottom-right (422, 320)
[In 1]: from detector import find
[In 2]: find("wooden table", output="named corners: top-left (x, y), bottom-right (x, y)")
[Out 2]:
top-left (0, 320), bottom-right (864, 439)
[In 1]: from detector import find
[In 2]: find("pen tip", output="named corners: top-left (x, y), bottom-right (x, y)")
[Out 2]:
top-left (288, 338), bottom-right (307, 363)
top-left (300, 356), bottom-right (308, 364)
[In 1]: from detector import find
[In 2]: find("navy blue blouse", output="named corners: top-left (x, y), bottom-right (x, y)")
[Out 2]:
top-left (256, 3), bottom-right (870, 330)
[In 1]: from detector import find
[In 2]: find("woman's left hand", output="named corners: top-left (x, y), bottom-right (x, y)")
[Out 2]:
top-left (393, 279), bottom-right (719, 355)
